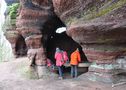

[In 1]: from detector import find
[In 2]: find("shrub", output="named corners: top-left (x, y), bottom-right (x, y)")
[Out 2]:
top-left (8, 3), bottom-right (19, 19)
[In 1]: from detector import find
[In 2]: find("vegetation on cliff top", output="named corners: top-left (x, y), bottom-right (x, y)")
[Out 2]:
top-left (66, 0), bottom-right (126, 25)
top-left (84, 0), bottom-right (126, 20)
top-left (8, 3), bottom-right (19, 19)
top-left (2, 3), bottom-right (19, 32)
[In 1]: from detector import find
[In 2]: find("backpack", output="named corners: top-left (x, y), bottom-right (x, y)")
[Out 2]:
top-left (62, 51), bottom-right (69, 63)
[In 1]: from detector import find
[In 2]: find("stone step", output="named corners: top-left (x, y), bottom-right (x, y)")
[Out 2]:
top-left (64, 62), bottom-right (91, 67)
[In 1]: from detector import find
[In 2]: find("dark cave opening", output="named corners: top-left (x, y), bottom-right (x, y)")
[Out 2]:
top-left (46, 31), bottom-right (89, 75)
top-left (15, 35), bottom-right (27, 57)
top-left (40, 14), bottom-right (89, 75)
top-left (42, 16), bottom-right (88, 63)
top-left (47, 32), bottom-right (88, 64)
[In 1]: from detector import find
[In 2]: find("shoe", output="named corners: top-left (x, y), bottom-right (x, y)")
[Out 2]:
top-left (30, 64), bottom-right (34, 67)
top-left (74, 76), bottom-right (77, 78)
top-left (58, 77), bottom-right (63, 80)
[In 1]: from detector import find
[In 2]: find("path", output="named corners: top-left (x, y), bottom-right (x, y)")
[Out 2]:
top-left (0, 57), bottom-right (126, 90)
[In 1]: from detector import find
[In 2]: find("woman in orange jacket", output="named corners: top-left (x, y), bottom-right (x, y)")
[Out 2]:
top-left (70, 48), bottom-right (81, 78)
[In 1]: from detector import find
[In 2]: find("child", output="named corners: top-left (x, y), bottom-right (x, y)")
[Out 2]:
top-left (46, 58), bottom-right (55, 72)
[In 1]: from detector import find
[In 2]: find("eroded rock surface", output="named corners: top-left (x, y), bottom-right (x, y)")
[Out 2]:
top-left (12, 0), bottom-right (66, 78)
top-left (16, 0), bottom-right (64, 65)
top-left (4, 0), bottom-right (27, 57)
top-left (5, 0), bottom-right (126, 83)
top-left (52, 0), bottom-right (126, 83)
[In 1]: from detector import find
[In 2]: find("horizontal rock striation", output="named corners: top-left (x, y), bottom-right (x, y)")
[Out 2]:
top-left (6, 0), bottom-right (126, 83)
top-left (52, 0), bottom-right (126, 83)
top-left (15, 0), bottom-right (65, 78)
top-left (53, 0), bottom-right (126, 62)
top-left (4, 0), bottom-right (26, 57)
top-left (17, 0), bottom-right (63, 65)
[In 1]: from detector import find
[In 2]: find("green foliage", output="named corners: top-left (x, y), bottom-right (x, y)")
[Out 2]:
top-left (8, 3), bottom-right (19, 19)
top-left (65, 17), bottom-right (78, 26)
top-left (65, 0), bottom-right (126, 25)
top-left (84, 0), bottom-right (126, 20)
top-left (2, 3), bottom-right (19, 32)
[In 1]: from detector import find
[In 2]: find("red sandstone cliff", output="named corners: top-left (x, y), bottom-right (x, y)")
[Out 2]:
top-left (53, 0), bottom-right (126, 62)
top-left (52, 0), bottom-right (126, 83)
top-left (5, 0), bottom-right (126, 83)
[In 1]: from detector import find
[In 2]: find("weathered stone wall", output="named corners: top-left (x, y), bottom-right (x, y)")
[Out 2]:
top-left (4, 0), bottom-right (26, 57)
top-left (5, 0), bottom-right (126, 82)
top-left (52, 0), bottom-right (126, 83)
top-left (52, 0), bottom-right (126, 63)
top-left (16, 0), bottom-right (64, 66)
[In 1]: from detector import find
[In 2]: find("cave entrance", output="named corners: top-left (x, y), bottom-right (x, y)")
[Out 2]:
top-left (15, 35), bottom-right (27, 57)
top-left (47, 28), bottom-right (89, 77)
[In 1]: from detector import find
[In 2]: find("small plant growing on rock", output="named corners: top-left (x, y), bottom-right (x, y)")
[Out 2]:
top-left (8, 3), bottom-right (19, 19)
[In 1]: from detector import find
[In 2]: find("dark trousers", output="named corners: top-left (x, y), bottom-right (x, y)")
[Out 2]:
top-left (71, 65), bottom-right (78, 78)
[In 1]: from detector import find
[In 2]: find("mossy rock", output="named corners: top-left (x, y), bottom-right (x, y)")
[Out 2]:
top-left (65, 0), bottom-right (126, 25)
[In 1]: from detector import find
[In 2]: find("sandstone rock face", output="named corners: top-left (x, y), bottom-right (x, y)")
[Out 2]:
top-left (53, 0), bottom-right (126, 62)
top-left (16, 0), bottom-right (65, 78)
top-left (5, 0), bottom-right (126, 83)
top-left (5, 30), bottom-right (20, 55)
top-left (4, 0), bottom-right (27, 57)
top-left (5, 30), bottom-right (27, 57)
top-left (16, 0), bottom-right (49, 65)
top-left (52, 0), bottom-right (126, 83)
top-left (17, 0), bottom-right (64, 66)
top-left (27, 48), bottom-right (46, 65)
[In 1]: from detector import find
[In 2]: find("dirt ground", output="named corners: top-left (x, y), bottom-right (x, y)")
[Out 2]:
top-left (0, 57), bottom-right (126, 90)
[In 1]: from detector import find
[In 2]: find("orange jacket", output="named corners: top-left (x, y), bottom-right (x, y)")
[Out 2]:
top-left (70, 50), bottom-right (81, 65)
